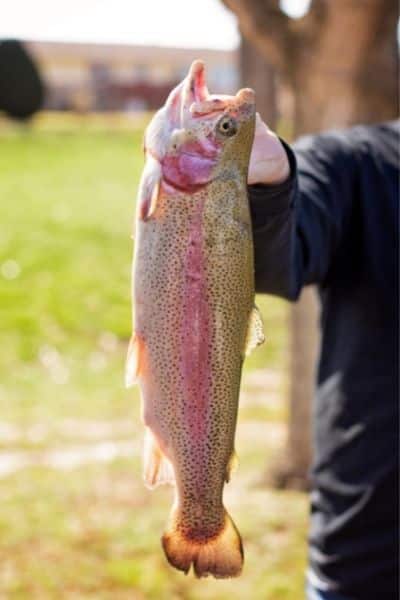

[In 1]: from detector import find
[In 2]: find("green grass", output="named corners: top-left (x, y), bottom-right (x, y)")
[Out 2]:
top-left (0, 113), bottom-right (288, 425)
top-left (0, 113), bottom-right (306, 599)
top-left (0, 114), bottom-right (144, 424)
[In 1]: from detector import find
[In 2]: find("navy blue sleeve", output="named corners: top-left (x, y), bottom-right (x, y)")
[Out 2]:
top-left (249, 132), bottom-right (357, 299)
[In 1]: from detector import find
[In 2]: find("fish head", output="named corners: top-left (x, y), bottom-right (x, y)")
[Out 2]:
top-left (144, 60), bottom-right (256, 192)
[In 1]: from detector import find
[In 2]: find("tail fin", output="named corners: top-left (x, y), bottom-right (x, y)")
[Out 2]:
top-left (161, 507), bottom-right (243, 579)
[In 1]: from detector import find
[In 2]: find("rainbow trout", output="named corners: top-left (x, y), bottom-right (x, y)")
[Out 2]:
top-left (126, 61), bottom-right (264, 578)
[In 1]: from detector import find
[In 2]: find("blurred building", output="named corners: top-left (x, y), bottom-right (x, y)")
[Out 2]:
top-left (25, 40), bottom-right (238, 112)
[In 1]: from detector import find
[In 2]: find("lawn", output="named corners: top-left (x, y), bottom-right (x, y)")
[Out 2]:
top-left (0, 113), bottom-right (307, 599)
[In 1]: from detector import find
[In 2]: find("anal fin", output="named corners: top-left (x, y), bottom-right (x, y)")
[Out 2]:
top-left (244, 305), bottom-right (265, 357)
top-left (143, 427), bottom-right (175, 489)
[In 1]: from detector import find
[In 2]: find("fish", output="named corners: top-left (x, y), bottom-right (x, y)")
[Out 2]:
top-left (126, 60), bottom-right (264, 579)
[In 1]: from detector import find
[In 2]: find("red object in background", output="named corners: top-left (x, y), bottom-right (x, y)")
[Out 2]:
top-left (105, 80), bottom-right (180, 111)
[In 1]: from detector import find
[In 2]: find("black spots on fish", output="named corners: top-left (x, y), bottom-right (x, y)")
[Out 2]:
top-left (135, 175), bottom-right (254, 538)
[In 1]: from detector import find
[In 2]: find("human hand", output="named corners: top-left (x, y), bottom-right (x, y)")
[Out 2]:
top-left (248, 113), bottom-right (290, 185)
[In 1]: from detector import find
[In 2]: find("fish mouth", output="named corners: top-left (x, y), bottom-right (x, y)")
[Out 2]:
top-left (183, 62), bottom-right (255, 123)
top-left (165, 60), bottom-right (255, 130)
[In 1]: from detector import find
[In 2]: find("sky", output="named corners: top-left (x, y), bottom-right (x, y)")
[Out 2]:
top-left (0, 0), bottom-right (311, 50)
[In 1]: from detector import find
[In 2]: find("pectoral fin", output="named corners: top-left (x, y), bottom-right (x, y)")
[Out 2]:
top-left (244, 305), bottom-right (265, 357)
top-left (139, 177), bottom-right (161, 221)
top-left (137, 156), bottom-right (162, 221)
top-left (143, 428), bottom-right (175, 489)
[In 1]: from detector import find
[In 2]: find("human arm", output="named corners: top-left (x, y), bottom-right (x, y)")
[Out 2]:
top-left (248, 115), bottom-right (357, 299)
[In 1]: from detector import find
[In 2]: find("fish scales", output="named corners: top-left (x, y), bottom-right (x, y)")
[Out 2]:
top-left (127, 60), bottom-right (264, 578)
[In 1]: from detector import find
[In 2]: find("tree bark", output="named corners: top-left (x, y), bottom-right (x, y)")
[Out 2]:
top-left (240, 34), bottom-right (278, 128)
top-left (223, 0), bottom-right (398, 488)
top-left (290, 0), bottom-right (398, 134)
top-left (225, 0), bottom-right (398, 134)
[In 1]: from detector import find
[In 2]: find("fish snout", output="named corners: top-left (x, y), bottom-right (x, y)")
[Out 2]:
top-left (236, 87), bottom-right (255, 104)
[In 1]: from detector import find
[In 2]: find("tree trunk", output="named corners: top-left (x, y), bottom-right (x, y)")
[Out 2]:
top-left (274, 289), bottom-right (317, 488)
top-left (223, 0), bottom-right (398, 488)
top-left (291, 0), bottom-right (398, 134)
top-left (240, 34), bottom-right (278, 128)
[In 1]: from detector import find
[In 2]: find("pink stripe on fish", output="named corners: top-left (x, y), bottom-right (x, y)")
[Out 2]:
top-left (180, 198), bottom-right (211, 480)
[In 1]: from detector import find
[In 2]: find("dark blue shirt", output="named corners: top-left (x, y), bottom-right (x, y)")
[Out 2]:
top-left (249, 121), bottom-right (399, 599)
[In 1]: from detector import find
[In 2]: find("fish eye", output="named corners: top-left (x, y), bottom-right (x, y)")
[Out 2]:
top-left (217, 116), bottom-right (238, 137)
